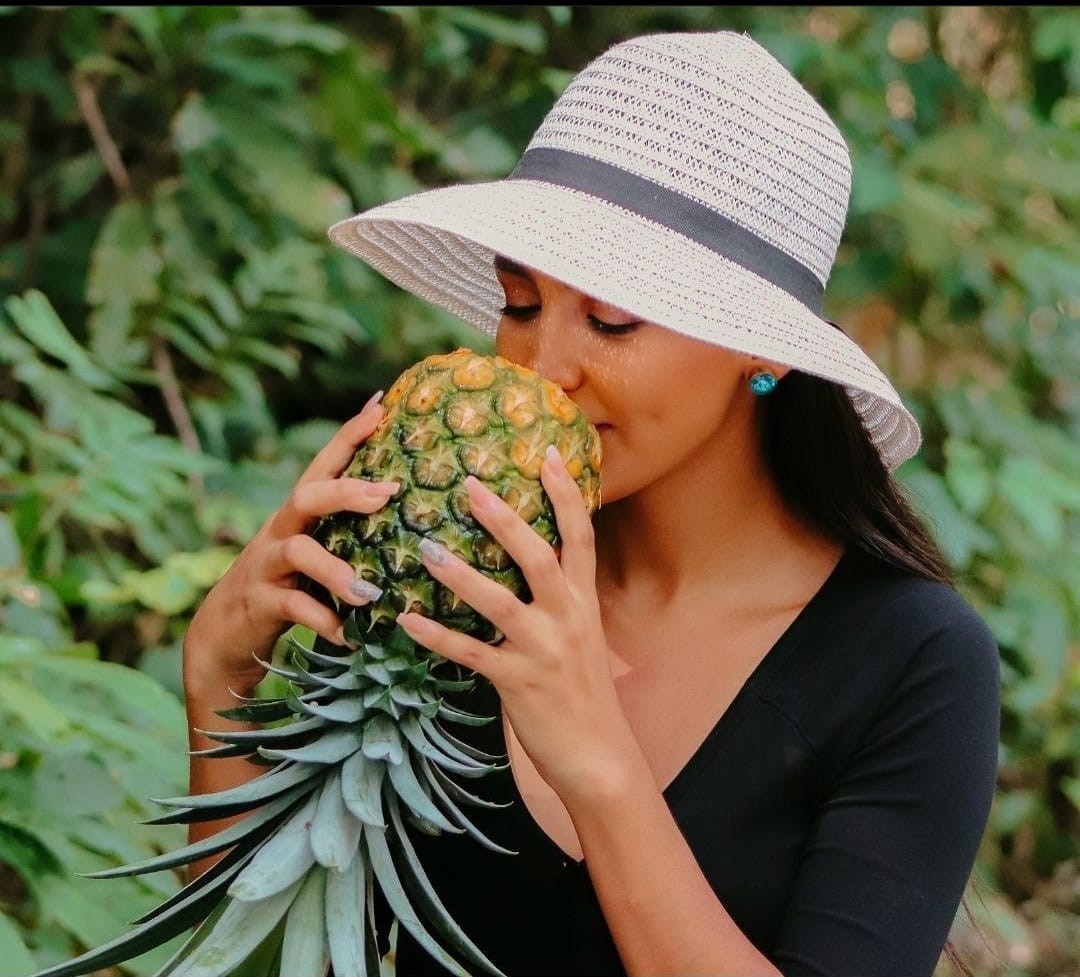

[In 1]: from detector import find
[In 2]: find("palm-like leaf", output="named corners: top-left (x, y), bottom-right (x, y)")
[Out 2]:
top-left (28, 620), bottom-right (510, 977)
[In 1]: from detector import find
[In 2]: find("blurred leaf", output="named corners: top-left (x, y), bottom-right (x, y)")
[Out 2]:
top-left (997, 457), bottom-right (1067, 549)
top-left (82, 546), bottom-right (236, 615)
top-left (3, 290), bottom-right (115, 390)
top-left (1032, 9), bottom-right (1080, 87)
top-left (439, 125), bottom-right (520, 178)
top-left (208, 17), bottom-right (349, 54)
top-left (0, 676), bottom-right (74, 740)
top-left (850, 150), bottom-right (904, 214)
top-left (944, 438), bottom-right (993, 517)
top-left (55, 150), bottom-right (105, 211)
top-left (900, 462), bottom-right (997, 568)
top-left (0, 914), bottom-right (36, 977)
top-left (894, 175), bottom-right (994, 272)
top-left (1062, 776), bottom-right (1080, 814)
top-left (86, 200), bottom-right (162, 308)
top-left (443, 7), bottom-right (546, 52)
top-left (171, 92), bottom-right (223, 152)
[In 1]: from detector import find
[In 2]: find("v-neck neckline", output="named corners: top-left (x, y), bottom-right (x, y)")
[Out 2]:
top-left (498, 547), bottom-right (855, 867)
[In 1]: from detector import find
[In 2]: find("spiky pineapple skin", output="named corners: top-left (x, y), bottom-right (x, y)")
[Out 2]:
top-left (314, 348), bottom-right (602, 644)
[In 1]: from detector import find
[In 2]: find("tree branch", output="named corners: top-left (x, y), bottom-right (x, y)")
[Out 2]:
top-left (151, 333), bottom-right (205, 495)
top-left (70, 71), bottom-right (131, 198)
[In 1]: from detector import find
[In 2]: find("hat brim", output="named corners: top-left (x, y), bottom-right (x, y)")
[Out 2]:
top-left (328, 178), bottom-right (920, 470)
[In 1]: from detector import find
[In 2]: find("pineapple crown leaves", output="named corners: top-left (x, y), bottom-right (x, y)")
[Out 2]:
top-left (28, 627), bottom-right (511, 977)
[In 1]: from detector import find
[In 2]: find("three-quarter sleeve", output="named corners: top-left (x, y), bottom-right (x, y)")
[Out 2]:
top-left (769, 607), bottom-right (1001, 977)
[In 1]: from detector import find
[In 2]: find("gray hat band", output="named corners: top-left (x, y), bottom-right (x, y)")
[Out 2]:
top-left (508, 147), bottom-right (825, 314)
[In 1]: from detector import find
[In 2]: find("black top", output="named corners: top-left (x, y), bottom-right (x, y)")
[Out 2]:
top-left (385, 548), bottom-right (1001, 977)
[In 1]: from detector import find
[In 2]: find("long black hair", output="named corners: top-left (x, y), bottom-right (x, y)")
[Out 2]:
top-left (762, 369), bottom-right (952, 585)
top-left (762, 369), bottom-right (996, 977)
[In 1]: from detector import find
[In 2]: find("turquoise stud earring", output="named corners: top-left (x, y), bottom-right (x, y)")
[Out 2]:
top-left (749, 371), bottom-right (778, 396)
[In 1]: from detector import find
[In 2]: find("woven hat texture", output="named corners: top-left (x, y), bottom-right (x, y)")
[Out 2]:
top-left (329, 31), bottom-right (921, 469)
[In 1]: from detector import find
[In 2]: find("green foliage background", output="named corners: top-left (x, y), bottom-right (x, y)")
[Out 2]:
top-left (0, 6), bottom-right (1076, 975)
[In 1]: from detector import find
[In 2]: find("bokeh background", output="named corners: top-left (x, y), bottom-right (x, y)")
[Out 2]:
top-left (0, 6), bottom-right (1076, 976)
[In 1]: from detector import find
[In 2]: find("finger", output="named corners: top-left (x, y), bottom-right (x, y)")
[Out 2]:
top-left (416, 536), bottom-right (529, 643)
top-left (396, 612), bottom-right (504, 682)
top-left (298, 390), bottom-right (385, 486)
top-left (278, 534), bottom-right (384, 608)
top-left (286, 477), bottom-right (399, 523)
top-left (462, 475), bottom-right (566, 607)
top-left (541, 446), bottom-right (597, 593)
top-left (268, 585), bottom-right (349, 647)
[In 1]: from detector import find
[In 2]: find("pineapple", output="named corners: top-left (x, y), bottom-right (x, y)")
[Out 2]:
top-left (315, 346), bottom-right (602, 645)
top-left (30, 349), bottom-right (602, 977)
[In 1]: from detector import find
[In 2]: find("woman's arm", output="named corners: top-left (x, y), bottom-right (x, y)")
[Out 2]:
top-left (180, 394), bottom-right (395, 877)
top-left (566, 753), bottom-right (784, 976)
top-left (182, 641), bottom-right (265, 879)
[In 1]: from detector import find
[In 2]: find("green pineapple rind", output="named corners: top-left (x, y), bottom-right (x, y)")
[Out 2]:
top-left (316, 350), bottom-right (602, 646)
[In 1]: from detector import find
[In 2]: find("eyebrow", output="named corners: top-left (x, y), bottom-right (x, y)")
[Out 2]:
top-left (493, 255), bottom-right (533, 279)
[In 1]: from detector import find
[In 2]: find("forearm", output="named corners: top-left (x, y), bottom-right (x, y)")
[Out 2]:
top-left (181, 634), bottom-right (266, 880)
top-left (566, 756), bottom-right (782, 977)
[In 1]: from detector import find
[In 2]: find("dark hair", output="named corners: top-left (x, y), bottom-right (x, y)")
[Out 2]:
top-left (762, 369), bottom-right (995, 977)
top-left (762, 369), bottom-right (952, 585)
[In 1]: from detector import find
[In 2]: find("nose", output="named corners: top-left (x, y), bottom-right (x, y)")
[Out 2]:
top-left (531, 318), bottom-right (584, 392)
top-left (504, 306), bottom-right (586, 394)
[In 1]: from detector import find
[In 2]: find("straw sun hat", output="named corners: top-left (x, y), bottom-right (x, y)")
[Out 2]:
top-left (328, 30), bottom-right (921, 470)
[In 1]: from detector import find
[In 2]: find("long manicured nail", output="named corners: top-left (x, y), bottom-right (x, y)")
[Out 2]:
top-left (545, 444), bottom-right (565, 473)
top-left (366, 480), bottom-right (400, 496)
top-left (349, 579), bottom-right (383, 601)
top-left (419, 538), bottom-right (450, 566)
top-left (363, 390), bottom-right (384, 412)
top-left (398, 612), bottom-right (432, 634)
top-left (464, 475), bottom-right (496, 509)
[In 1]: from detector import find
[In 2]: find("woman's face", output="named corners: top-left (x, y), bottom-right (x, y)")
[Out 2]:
top-left (492, 257), bottom-right (783, 505)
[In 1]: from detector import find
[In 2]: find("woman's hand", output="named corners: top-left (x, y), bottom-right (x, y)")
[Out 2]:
top-left (184, 392), bottom-right (398, 693)
top-left (397, 445), bottom-right (639, 803)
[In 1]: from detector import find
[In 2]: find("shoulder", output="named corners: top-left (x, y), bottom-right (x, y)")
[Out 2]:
top-left (757, 550), bottom-right (1001, 749)
top-left (825, 549), bottom-right (998, 668)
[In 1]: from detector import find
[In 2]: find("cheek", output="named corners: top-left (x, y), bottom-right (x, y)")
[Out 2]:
top-left (495, 322), bottom-right (534, 365)
top-left (610, 356), bottom-right (743, 455)
top-left (494, 329), bottom-right (516, 359)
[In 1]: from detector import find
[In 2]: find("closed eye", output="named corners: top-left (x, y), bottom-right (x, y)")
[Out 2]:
top-left (500, 305), bottom-right (641, 336)
top-left (500, 304), bottom-right (540, 320)
top-left (588, 314), bottom-right (641, 336)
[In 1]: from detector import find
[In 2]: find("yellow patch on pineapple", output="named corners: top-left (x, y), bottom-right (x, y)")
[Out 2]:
top-left (544, 384), bottom-right (580, 426)
top-left (405, 374), bottom-right (452, 414)
top-left (499, 385), bottom-right (544, 429)
top-left (509, 432), bottom-right (547, 479)
top-left (444, 393), bottom-right (491, 437)
top-left (452, 358), bottom-right (497, 390)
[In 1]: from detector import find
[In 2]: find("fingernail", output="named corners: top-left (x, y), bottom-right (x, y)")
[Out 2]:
top-left (367, 480), bottom-right (400, 496)
top-left (465, 475), bottom-right (495, 509)
top-left (419, 538), bottom-right (450, 566)
top-left (363, 390), bottom-right (384, 412)
top-left (545, 444), bottom-right (565, 473)
top-left (349, 579), bottom-right (383, 601)
top-left (398, 612), bottom-right (430, 635)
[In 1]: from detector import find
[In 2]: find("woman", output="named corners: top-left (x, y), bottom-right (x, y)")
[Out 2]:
top-left (184, 31), bottom-right (1000, 976)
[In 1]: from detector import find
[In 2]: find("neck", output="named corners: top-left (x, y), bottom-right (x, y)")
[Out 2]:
top-left (593, 426), bottom-right (840, 609)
